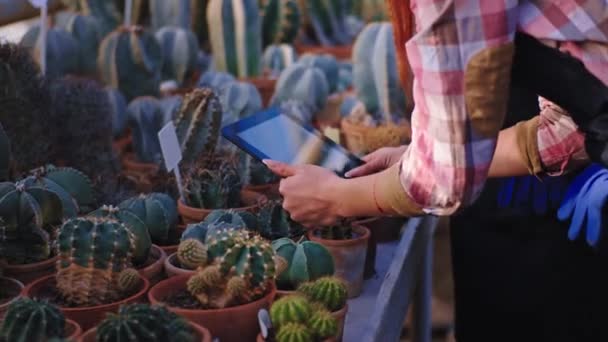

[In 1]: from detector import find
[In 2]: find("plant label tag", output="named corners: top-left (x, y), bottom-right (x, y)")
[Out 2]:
top-left (158, 122), bottom-right (185, 200)
top-left (28, 0), bottom-right (47, 8)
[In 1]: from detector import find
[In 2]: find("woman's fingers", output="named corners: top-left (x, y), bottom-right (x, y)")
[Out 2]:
top-left (344, 161), bottom-right (382, 178)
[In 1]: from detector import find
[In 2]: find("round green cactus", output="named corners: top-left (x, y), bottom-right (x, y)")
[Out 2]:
top-left (197, 71), bottom-right (236, 91)
top-left (119, 192), bottom-right (178, 244)
top-left (0, 298), bottom-right (65, 342)
top-left (155, 26), bottom-right (200, 85)
top-left (260, 0), bottom-right (301, 47)
top-left (262, 44), bottom-right (297, 77)
top-left (276, 322), bottom-right (313, 342)
top-left (177, 238), bottom-right (208, 270)
top-left (59, 14), bottom-right (103, 75)
top-left (117, 268), bottom-right (142, 293)
top-left (98, 26), bottom-right (163, 101)
top-left (272, 237), bottom-right (334, 290)
top-left (298, 276), bottom-right (347, 312)
top-left (20, 26), bottom-right (79, 80)
top-left (205, 209), bottom-right (257, 229)
top-left (270, 295), bottom-right (313, 327)
top-left (308, 309), bottom-right (338, 339)
top-left (218, 81), bottom-right (263, 126)
top-left (271, 62), bottom-right (329, 114)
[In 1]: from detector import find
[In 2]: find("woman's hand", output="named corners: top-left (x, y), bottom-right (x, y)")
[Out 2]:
top-left (344, 146), bottom-right (408, 178)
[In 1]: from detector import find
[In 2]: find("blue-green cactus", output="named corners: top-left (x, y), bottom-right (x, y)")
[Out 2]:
top-left (272, 237), bottom-right (334, 290)
top-left (299, 0), bottom-right (353, 46)
top-left (197, 71), bottom-right (236, 91)
top-left (98, 26), bottom-right (163, 101)
top-left (0, 298), bottom-right (65, 342)
top-left (337, 61), bottom-right (353, 92)
top-left (183, 159), bottom-right (243, 209)
top-left (204, 209), bottom-right (257, 229)
top-left (207, 0), bottom-right (263, 78)
top-left (126, 96), bottom-right (165, 164)
top-left (352, 22), bottom-right (407, 124)
top-left (19, 26), bottom-right (79, 80)
top-left (180, 220), bottom-right (244, 245)
top-left (149, 0), bottom-right (191, 30)
top-left (155, 26), bottom-right (200, 85)
top-left (298, 53), bottom-right (339, 94)
top-left (219, 81), bottom-right (263, 127)
top-left (59, 14), bottom-right (103, 75)
top-left (262, 44), bottom-right (297, 77)
top-left (119, 192), bottom-right (178, 245)
top-left (259, 0), bottom-right (301, 47)
top-left (271, 62), bottom-right (329, 114)
top-left (61, 0), bottom-right (122, 35)
top-left (160, 95), bottom-right (183, 124)
top-left (106, 87), bottom-right (129, 138)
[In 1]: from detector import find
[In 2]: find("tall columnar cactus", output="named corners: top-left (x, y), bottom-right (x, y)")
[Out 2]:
top-left (183, 159), bottom-right (243, 209)
top-left (240, 157), bottom-right (279, 188)
top-left (197, 71), bottom-right (236, 91)
top-left (107, 87), bottom-right (128, 138)
top-left (174, 88), bottom-right (223, 164)
top-left (191, 0), bottom-right (211, 51)
top-left (272, 237), bottom-right (334, 290)
top-left (353, 0), bottom-right (388, 22)
top-left (19, 26), bottom-right (79, 80)
top-left (298, 53), bottom-right (339, 94)
top-left (271, 62), bottom-right (329, 115)
top-left (0, 298), bottom-right (65, 342)
top-left (207, 0), bottom-right (263, 78)
top-left (127, 96), bottom-right (165, 164)
top-left (298, 0), bottom-right (352, 46)
top-left (352, 22), bottom-right (407, 125)
top-left (297, 276), bottom-right (347, 312)
top-left (155, 26), bottom-right (200, 85)
top-left (96, 304), bottom-right (195, 341)
top-left (59, 14), bottom-right (103, 75)
top-left (262, 44), bottom-right (297, 77)
top-left (160, 95), bottom-right (184, 124)
top-left (259, 0), bottom-right (301, 47)
top-left (118, 192), bottom-right (178, 244)
top-left (61, 0), bottom-right (122, 35)
top-left (149, 0), bottom-right (191, 30)
top-left (98, 26), bottom-right (163, 101)
top-left (56, 216), bottom-right (141, 306)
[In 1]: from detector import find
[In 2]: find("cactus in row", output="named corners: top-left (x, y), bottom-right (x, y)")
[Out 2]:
top-left (276, 322), bottom-right (314, 342)
top-left (61, 0), bottom-right (122, 35)
top-left (207, 0), bottom-right (263, 78)
top-left (177, 238), bottom-right (208, 269)
top-left (191, 0), bottom-right (212, 51)
top-left (298, 0), bottom-right (352, 46)
top-left (272, 237), bottom-right (334, 290)
top-left (119, 192), bottom-right (178, 245)
top-left (20, 26), bottom-right (80, 80)
top-left (271, 62), bottom-right (329, 116)
top-left (204, 209), bottom-right (257, 229)
top-left (183, 158), bottom-right (242, 209)
top-left (270, 295), bottom-right (313, 327)
top-left (149, 0), bottom-right (191, 30)
top-left (270, 294), bottom-right (339, 341)
top-left (96, 304), bottom-right (195, 342)
top-left (256, 201), bottom-right (304, 240)
top-left (259, 0), bottom-right (301, 47)
top-left (337, 61), bottom-right (353, 92)
top-left (197, 71), bottom-right (236, 91)
top-left (298, 54), bottom-right (339, 94)
top-left (175, 88), bottom-right (223, 165)
top-left (107, 87), bottom-right (129, 138)
top-left (351, 22), bottom-right (407, 125)
top-left (127, 96), bottom-right (166, 164)
top-left (298, 276), bottom-right (347, 312)
top-left (218, 81), bottom-right (263, 151)
top-left (58, 14), bottom-right (103, 75)
top-left (0, 298), bottom-right (65, 342)
top-left (56, 215), bottom-right (142, 306)
top-left (155, 26), bottom-right (200, 85)
top-left (262, 44), bottom-right (297, 77)
top-left (352, 0), bottom-right (388, 22)
top-left (98, 26), bottom-right (163, 101)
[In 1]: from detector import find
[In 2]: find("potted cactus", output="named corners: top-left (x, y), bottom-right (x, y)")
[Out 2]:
top-left (340, 22), bottom-right (411, 155)
top-left (262, 44), bottom-right (298, 79)
top-left (22, 214), bottom-right (150, 330)
top-left (242, 158), bottom-right (281, 198)
top-left (79, 303), bottom-right (212, 342)
top-left (19, 25), bottom-right (80, 80)
top-left (259, 277), bottom-right (349, 342)
top-left (308, 224), bottom-right (370, 298)
top-left (149, 228), bottom-right (279, 341)
top-left (155, 26), bottom-right (202, 88)
top-left (0, 276), bottom-right (24, 321)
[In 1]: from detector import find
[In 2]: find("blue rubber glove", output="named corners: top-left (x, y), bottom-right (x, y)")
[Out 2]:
top-left (557, 164), bottom-right (608, 247)
top-left (498, 175), bottom-right (568, 215)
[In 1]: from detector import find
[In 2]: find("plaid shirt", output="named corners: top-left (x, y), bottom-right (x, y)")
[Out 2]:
top-left (399, 0), bottom-right (608, 215)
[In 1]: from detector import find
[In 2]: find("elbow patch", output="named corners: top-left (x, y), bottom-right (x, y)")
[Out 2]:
top-left (375, 163), bottom-right (425, 217)
top-left (515, 116), bottom-right (543, 175)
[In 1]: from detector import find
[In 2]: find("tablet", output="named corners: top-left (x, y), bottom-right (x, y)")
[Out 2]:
top-left (221, 107), bottom-right (365, 177)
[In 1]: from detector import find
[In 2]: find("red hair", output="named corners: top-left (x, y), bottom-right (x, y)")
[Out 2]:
top-left (387, 0), bottom-right (415, 110)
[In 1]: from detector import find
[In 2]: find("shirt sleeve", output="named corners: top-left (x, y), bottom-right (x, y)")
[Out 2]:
top-left (396, 0), bottom-right (519, 216)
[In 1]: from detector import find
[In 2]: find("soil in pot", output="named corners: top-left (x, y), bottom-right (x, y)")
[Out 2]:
top-left (308, 225), bottom-right (370, 298)
top-left (0, 277), bottom-right (24, 320)
top-left (22, 274), bottom-right (150, 331)
top-left (2, 255), bottom-right (59, 285)
top-left (137, 245), bottom-right (167, 285)
top-left (178, 190), bottom-right (266, 224)
top-left (79, 322), bottom-right (212, 342)
top-left (148, 275), bottom-right (275, 342)
top-left (340, 119), bottom-right (411, 156)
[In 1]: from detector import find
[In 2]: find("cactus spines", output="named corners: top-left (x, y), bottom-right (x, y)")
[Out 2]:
top-left (204, 209), bottom-right (257, 230)
top-left (117, 268), bottom-right (142, 293)
top-left (271, 62), bottom-right (329, 115)
top-left (150, 0), bottom-right (191, 30)
top-left (126, 96), bottom-right (165, 163)
top-left (262, 44), bottom-right (297, 77)
top-left (183, 159), bottom-right (243, 209)
top-left (272, 237), bottom-right (334, 290)
top-left (0, 298), bottom-right (65, 342)
top-left (298, 276), bottom-right (347, 312)
top-left (107, 87), bottom-right (128, 138)
top-left (256, 201), bottom-right (304, 240)
top-left (119, 192), bottom-right (178, 244)
top-left (207, 0), bottom-right (263, 78)
top-left (259, 0), bottom-right (301, 47)
top-left (174, 88), bottom-right (223, 165)
top-left (59, 14), bottom-right (103, 75)
top-left (226, 275), bottom-right (249, 302)
top-left (98, 26), bottom-right (163, 101)
top-left (20, 26), bottom-right (79, 80)
top-left (155, 26), bottom-right (200, 85)
top-left (270, 295), bottom-right (313, 327)
top-left (177, 238), bottom-right (208, 269)
top-left (276, 323), bottom-right (313, 342)
top-left (308, 309), bottom-right (338, 339)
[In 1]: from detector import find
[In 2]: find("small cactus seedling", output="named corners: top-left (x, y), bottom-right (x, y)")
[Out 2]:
top-left (183, 159), bottom-right (243, 209)
top-left (309, 309), bottom-right (338, 339)
top-left (271, 62), bottom-right (329, 115)
top-left (320, 225), bottom-right (353, 240)
top-left (177, 238), bottom-right (208, 270)
top-left (20, 26), bottom-right (79, 80)
top-left (270, 295), bottom-right (313, 327)
top-left (272, 237), bottom-right (334, 290)
top-left (116, 268), bottom-right (142, 293)
top-left (155, 26), bottom-right (200, 85)
top-left (262, 44), bottom-right (297, 77)
top-left (259, 0), bottom-right (301, 47)
top-left (297, 276), bottom-right (347, 312)
top-left (0, 298), bottom-right (65, 342)
top-left (119, 192), bottom-right (178, 245)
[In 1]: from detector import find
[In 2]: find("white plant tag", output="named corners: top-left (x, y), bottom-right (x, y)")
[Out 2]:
top-left (158, 122), bottom-right (185, 200)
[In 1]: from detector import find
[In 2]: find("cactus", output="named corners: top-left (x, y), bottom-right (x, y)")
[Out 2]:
top-left (174, 88), bottom-right (223, 165)
top-left (59, 14), bottom-right (103, 75)
top-left (352, 22), bottom-right (407, 125)
top-left (256, 201), bottom-right (305, 240)
top-left (177, 238), bottom-right (208, 269)
top-left (155, 26), bottom-right (200, 85)
top-left (218, 82), bottom-right (262, 154)
top-left (207, 0), bottom-right (263, 78)
top-left (56, 215), bottom-right (137, 306)
top-left (180, 220), bottom-right (244, 244)
top-left (183, 158), bottom-right (243, 209)
top-left (61, 0), bottom-right (122, 35)
top-left (309, 310), bottom-right (338, 339)
top-left (197, 71), bottom-right (236, 91)
top-left (320, 225), bottom-right (352, 240)
top-left (98, 26), bottom-right (163, 101)
top-left (298, 54), bottom-right (339, 94)
top-left (191, 0), bottom-right (212, 51)
top-left (272, 237), bottom-right (334, 290)
top-left (149, 0), bottom-right (191, 30)
top-left (298, 0), bottom-right (352, 46)
top-left (271, 62), bottom-right (329, 115)
top-left (352, 0), bottom-right (388, 22)
top-left (117, 268), bottom-right (142, 293)
top-left (106, 87), bottom-right (129, 138)
top-left (96, 304), bottom-right (195, 342)
top-left (245, 157), bottom-right (280, 186)
top-left (119, 193), bottom-right (178, 244)
top-left (276, 323), bottom-right (313, 342)
top-left (337, 61), bottom-right (353, 92)
top-left (279, 100), bottom-right (315, 123)
top-left (126, 96), bottom-right (166, 164)
top-left (0, 298), bottom-right (65, 342)
top-left (297, 276), bottom-right (347, 312)
top-left (259, 0), bottom-right (301, 47)
top-left (19, 26), bottom-right (80, 80)
top-left (160, 95), bottom-right (183, 123)
top-left (262, 44), bottom-right (297, 77)
top-left (270, 295), bottom-right (313, 327)
top-left (204, 209), bottom-right (257, 229)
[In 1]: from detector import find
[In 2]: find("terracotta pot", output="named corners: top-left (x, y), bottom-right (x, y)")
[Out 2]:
top-left (137, 245), bottom-right (167, 285)
top-left (112, 132), bottom-right (132, 158)
top-left (178, 190), bottom-right (267, 224)
top-left (148, 275), bottom-right (276, 342)
top-left (79, 321), bottom-right (212, 342)
top-left (340, 119), bottom-right (411, 156)
top-left (243, 183), bottom-right (281, 199)
top-left (242, 77), bottom-right (277, 107)
top-left (120, 152), bottom-right (160, 192)
top-left (308, 225), bottom-right (370, 298)
top-left (2, 255), bottom-right (58, 285)
top-left (159, 224), bottom-right (187, 255)
top-left (65, 319), bottom-right (83, 340)
top-left (255, 306), bottom-right (345, 342)
top-left (0, 277), bottom-right (24, 321)
top-left (22, 274), bottom-right (150, 331)
top-left (164, 253), bottom-right (195, 278)
top-left (295, 44), bottom-right (353, 61)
